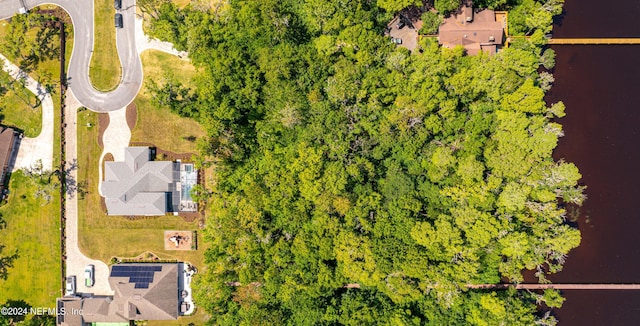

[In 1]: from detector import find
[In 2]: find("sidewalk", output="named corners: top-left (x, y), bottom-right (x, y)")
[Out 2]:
top-left (0, 53), bottom-right (54, 172)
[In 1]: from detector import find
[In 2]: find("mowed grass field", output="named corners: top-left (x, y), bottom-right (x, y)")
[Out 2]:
top-left (89, 0), bottom-right (122, 91)
top-left (0, 9), bottom-right (69, 307)
top-left (0, 172), bottom-right (61, 307)
top-left (133, 50), bottom-right (205, 153)
top-left (77, 108), bottom-right (209, 326)
top-left (76, 109), bottom-right (205, 268)
top-left (0, 70), bottom-right (43, 138)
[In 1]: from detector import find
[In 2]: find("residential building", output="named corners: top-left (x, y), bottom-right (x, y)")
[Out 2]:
top-left (0, 126), bottom-right (18, 197)
top-left (57, 263), bottom-right (195, 325)
top-left (438, 5), bottom-right (505, 55)
top-left (101, 147), bottom-right (180, 216)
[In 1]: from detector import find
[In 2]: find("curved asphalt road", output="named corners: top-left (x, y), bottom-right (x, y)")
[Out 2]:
top-left (0, 0), bottom-right (142, 112)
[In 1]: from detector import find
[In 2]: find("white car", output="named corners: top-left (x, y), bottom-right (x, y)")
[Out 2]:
top-left (65, 276), bottom-right (76, 296)
top-left (84, 265), bottom-right (94, 287)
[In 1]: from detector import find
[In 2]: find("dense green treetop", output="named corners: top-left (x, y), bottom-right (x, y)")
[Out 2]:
top-left (147, 0), bottom-right (580, 324)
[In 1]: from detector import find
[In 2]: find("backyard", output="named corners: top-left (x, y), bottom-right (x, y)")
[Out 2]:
top-left (0, 5), bottom-right (209, 324)
top-left (0, 69), bottom-right (42, 138)
top-left (132, 50), bottom-right (205, 153)
top-left (77, 108), bottom-right (206, 268)
top-left (0, 8), bottom-right (67, 308)
top-left (76, 49), bottom-right (209, 323)
top-left (77, 106), bottom-right (209, 325)
top-left (0, 172), bottom-right (61, 307)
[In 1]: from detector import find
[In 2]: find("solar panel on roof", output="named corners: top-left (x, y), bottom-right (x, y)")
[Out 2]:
top-left (135, 282), bottom-right (149, 289)
top-left (110, 264), bottom-right (168, 288)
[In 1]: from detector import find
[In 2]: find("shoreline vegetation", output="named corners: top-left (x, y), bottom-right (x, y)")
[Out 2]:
top-left (143, 0), bottom-right (577, 324)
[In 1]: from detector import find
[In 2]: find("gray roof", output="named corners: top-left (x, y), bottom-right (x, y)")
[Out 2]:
top-left (57, 297), bottom-right (83, 326)
top-left (80, 264), bottom-right (179, 322)
top-left (101, 147), bottom-right (179, 216)
top-left (81, 297), bottom-right (127, 323)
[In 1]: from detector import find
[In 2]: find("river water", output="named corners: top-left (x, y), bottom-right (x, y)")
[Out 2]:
top-left (546, 0), bottom-right (640, 324)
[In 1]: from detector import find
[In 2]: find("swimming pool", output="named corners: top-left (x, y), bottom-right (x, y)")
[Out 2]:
top-left (179, 163), bottom-right (198, 210)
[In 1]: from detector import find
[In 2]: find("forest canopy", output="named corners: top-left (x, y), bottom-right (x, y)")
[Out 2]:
top-left (145, 0), bottom-right (579, 324)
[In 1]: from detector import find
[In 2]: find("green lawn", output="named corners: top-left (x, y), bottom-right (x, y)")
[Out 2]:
top-left (89, 0), bottom-right (122, 91)
top-left (1, 9), bottom-right (72, 165)
top-left (0, 70), bottom-right (43, 138)
top-left (76, 48), bottom-right (209, 321)
top-left (77, 110), bottom-right (208, 324)
top-left (0, 172), bottom-right (61, 307)
top-left (0, 15), bottom-right (71, 138)
top-left (147, 308), bottom-right (209, 326)
top-left (133, 50), bottom-right (205, 153)
top-left (0, 8), bottom-right (68, 308)
top-left (77, 109), bottom-right (206, 265)
top-left (0, 14), bottom-right (73, 94)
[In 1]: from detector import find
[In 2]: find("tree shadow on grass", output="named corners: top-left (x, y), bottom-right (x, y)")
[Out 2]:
top-left (0, 244), bottom-right (19, 281)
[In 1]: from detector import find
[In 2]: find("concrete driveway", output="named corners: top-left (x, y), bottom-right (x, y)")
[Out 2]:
top-left (64, 91), bottom-right (114, 296)
top-left (0, 0), bottom-right (187, 298)
top-left (97, 106), bottom-right (131, 196)
top-left (0, 53), bottom-right (54, 172)
top-left (0, 0), bottom-right (142, 112)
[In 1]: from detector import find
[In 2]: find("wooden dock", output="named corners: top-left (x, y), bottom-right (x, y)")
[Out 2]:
top-left (548, 38), bottom-right (640, 45)
top-left (468, 283), bottom-right (640, 290)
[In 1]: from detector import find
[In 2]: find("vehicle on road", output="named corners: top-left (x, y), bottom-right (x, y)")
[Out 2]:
top-left (115, 13), bottom-right (123, 29)
top-left (114, 0), bottom-right (122, 10)
top-left (84, 264), bottom-right (94, 287)
top-left (65, 276), bottom-right (76, 296)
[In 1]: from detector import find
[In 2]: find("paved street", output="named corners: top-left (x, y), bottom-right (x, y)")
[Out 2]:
top-left (0, 0), bottom-right (188, 298)
top-left (0, 0), bottom-right (142, 112)
top-left (0, 0), bottom-right (140, 296)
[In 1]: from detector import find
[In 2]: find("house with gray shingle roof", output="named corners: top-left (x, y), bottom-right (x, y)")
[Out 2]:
top-left (57, 263), bottom-right (184, 325)
top-left (101, 147), bottom-right (180, 216)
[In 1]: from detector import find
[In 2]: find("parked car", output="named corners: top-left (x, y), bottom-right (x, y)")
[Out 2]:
top-left (115, 13), bottom-right (123, 29)
top-left (85, 265), bottom-right (95, 287)
top-left (396, 20), bottom-right (406, 29)
top-left (65, 276), bottom-right (76, 296)
top-left (391, 37), bottom-right (403, 45)
top-left (114, 0), bottom-right (122, 10)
